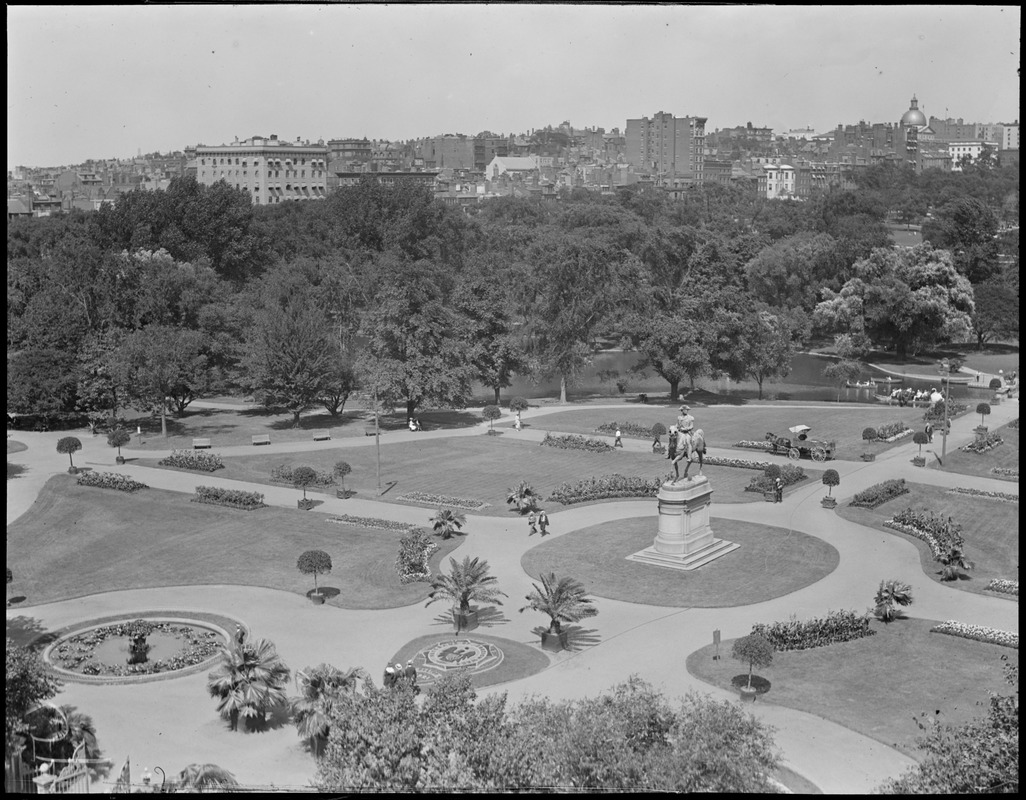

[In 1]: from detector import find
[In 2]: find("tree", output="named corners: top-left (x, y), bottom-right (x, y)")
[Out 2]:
top-left (508, 397), bottom-right (529, 415)
top-left (821, 469), bottom-right (840, 496)
top-left (923, 196), bottom-right (1000, 283)
top-left (971, 280), bottom-right (1020, 350)
top-left (709, 305), bottom-right (807, 399)
top-left (862, 427), bottom-right (878, 444)
top-left (171, 763), bottom-right (240, 792)
top-left (430, 508), bottom-right (466, 540)
top-left (243, 299), bottom-right (335, 427)
top-left (25, 704), bottom-right (104, 773)
top-left (426, 556), bottom-right (507, 618)
top-left (56, 437), bottom-right (82, 470)
top-left (873, 580), bottom-right (913, 623)
top-left (114, 325), bottom-right (208, 436)
top-left (743, 231), bottom-right (839, 311)
top-left (297, 550), bottom-right (332, 595)
top-left (814, 245), bottom-right (975, 359)
top-left (630, 310), bottom-right (710, 399)
top-left (333, 461), bottom-right (352, 496)
top-left (976, 402), bottom-right (991, 426)
top-left (823, 359), bottom-right (863, 401)
top-left (290, 664), bottom-right (367, 755)
top-left (482, 405), bottom-right (502, 432)
top-left (292, 466), bottom-right (318, 502)
top-left (106, 427), bottom-right (131, 458)
top-left (6, 640), bottom-right (63, 756)
top-left (519, 572), bottom-right (598, 635)
top-left (207, 637), bottom-right (291, 731)
top-left (7, 348), bottom-right (81, 421)
top-left (454, 278), bottom-right (529, 405)
top-left (318, 356), bottom-right (360, 418)
top-left (731, 633), bottom-right (774, 691)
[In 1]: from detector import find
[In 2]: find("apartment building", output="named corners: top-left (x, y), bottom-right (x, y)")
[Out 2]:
top-left (194, 135), bottom-right (329, 205)
top-left (625, 112), bottom-right (707, 184)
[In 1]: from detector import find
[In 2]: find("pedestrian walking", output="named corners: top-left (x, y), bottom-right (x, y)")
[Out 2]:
top-left (528, 511), bottom-right (538, 536)
top-left (384, 666), bottom-right (396, 688)
top-left (405, 660), bottom-right (419, 694)
top-left (925, 422), bottom-right (934, 443)
top-left (514, 415), bottom-right (522, 432)
top-left (774, 476), bottom-right (784, 503)
top-left (537, 510), bottom-right (549, 536)
top-left (614, 427), bottom-right (623, 447)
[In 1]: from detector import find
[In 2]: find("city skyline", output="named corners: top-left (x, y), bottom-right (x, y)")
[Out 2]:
top-left (7, 4), bottom-right (1021, 167)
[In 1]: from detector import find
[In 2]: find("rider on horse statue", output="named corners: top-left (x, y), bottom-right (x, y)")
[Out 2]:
top-left (672, 404), bottom-right (705, 482)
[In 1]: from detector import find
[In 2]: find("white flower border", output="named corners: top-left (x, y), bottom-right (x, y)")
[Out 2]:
top-left (985, 579), bottom-right (1019, 597)
top-left (930, 620), bottom-right (1018, 649)
top-left (946, 487), bottom-right (1018, 503)
top-left (883, 520), bottom-right (945, 559)
top-left (395, 491), bottom-right (490, 511)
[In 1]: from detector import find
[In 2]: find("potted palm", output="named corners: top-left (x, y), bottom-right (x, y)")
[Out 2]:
top-left (519, 572), bottom-right (598, 652)
top-left (936, 542), bottom-right (974, 582)
top-left (57, 436), bottom-right (83, 474)
top-left (821, 469), bottom-right (840, 508)
top-left (297, 550), bottom-right (332, 604)
top-left (107, 427), bottom-right (131, 464)
top-left (425, 556), bottom-right (507, 633)
top-left (873, 579), bottom-right (913, 622)
top-left (911, 431), bottom-right (929, 466)
top-left (506, 480), bottom-right (540, 515)
top-left (860, 427), bottom-right (877, 461)
top-left (731, 633), bottom-right (773, 702)
top-left (431, 507), bottom-right (466, 540)
top-left (207, 636), bottom-right (291, 731)
top-left (333, 461), bottom-right (352, 499)
top-left (293, 466), bottom-right (318, 509)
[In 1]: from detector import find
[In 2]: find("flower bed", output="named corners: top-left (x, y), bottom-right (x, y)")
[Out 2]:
top-left (874, 421), bottom-right (913, 441)
top-left (945, 487), bottom-right (1018, 503)
top-left (705, 456), bottom-right (771, 470)
top-left (192, 486), bottom-right (266, 510)
top-left (923, 401), bottom-right (968, 424)
top-left (960, 433), bottom-right (1004, 454)
top-left (884, 507), bottom-right (963, 559)
top-left (732, 440), bottom-right (775, 452)
top-left (595, 421), bottom-right (654, 439)
top-left (930, 621), bottom-right (1018, 649)
top-left (750, 609), bottom-right (875, 652)
top-left (49, 621), bottom-right (224, 676)
top-left (540, 432), bottom-right (614, 453)
top-left (395, 528), bottom-right (439, 584)
top-left (76, 471), bottom-right (148, 493)
top-left (394, 492), bottom-right (490, 511)
top-left (327, 515), bottom-right (417, 532)
top-left (985, 579), bottom-right (1018, 597)
top-left (745, 464), bottom-right (807, 494)
top-left (270, 464), bottom-right (336, 486)
top-left (548, 473), bottom-right (668, 505)
top-left (990, 467), bottom-right (1019, 478)
top-left (849, 478), bottom-right (909, 509)
top-left (159, 449), bottom-right (224, 472)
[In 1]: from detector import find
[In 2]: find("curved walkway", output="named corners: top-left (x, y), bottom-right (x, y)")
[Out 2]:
top-left (6, 395), bottom-right (1019, 793)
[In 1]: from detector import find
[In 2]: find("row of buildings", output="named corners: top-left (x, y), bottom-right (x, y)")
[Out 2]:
top-left (9, 98), bottom-right (1019, 218)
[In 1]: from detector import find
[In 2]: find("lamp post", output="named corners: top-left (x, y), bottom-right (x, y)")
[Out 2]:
top-left (938, 359), bottom-right (951, 462)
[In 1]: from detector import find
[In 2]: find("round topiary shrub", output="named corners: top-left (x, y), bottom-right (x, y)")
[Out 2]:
top-left (56, 436), bottom-right (83, 471)
top-left (482, 405), bottom-right (502, 432)
top-left (652, 422), bottom-right (667, 438)
top-left (297, 550), bottom-right (332, 595)
top-left (509, 397), bottom-right (529, 414)
top-left (976, 403), bottom-right (991, 425)
top-left (989, 378), bottom-right (1002, 390)
top-left (292, 466), bottom-right (318, 500)
top-left (862, 427), bottom-right (878, 443)
top-left (912, 430), bottom-right (929, 455)
top-left (764, 463), bottom-right (782, 480)
top-left (822, 469), bottom-right (840, 496)
top-left (107, 427), bottom-right (131, 458)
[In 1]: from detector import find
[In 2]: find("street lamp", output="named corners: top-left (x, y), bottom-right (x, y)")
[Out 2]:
top-left (938, 359), bottom-right (951, 462)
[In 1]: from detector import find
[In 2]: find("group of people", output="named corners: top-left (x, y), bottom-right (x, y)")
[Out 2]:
top-left (527, 509), bottom-right (550, 536)
top-left (407, 417), bottom-right (423, 431)
top-left (666, 404), bottom-right (705, 482)
top-left (383, 660), bottom-right (419, 691)
top-left (889, 388), bottom-right (941, 408)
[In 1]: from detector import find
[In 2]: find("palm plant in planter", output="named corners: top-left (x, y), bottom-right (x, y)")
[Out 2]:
top-left (731, 633), bottom-right (773, 701)
top-left (207, 637), bottom-right (291, 731)
top-left (297, 550), bottom-right (332, 602)
top-left (936, 542), bottom-right (974, 582)
top-left (912, 431), bottom-right (929, 466)
top-left (426, 556), bottom-right (507, 632)
top-left (333, 461), bottom-right (352, 499)
top-left (860, 427), bottom-right (877, 461)
top-left (519, 572), bottom-right (598, 651)
top-left (821, 469), bottom-right (840, 507)
top-left (506, 480), bottom-right (540, 515)
top-left (289, 663), bottom-right (366, 756)
top-left (107, 427), bottom-right (131, 464)
top-left (57, 436), bottom-right (83, 474)
top-left (431, 507), bottom-right (467, 539)
top-left (873, 579), bottom-right (913, 622)
top-left (293, 466), bottom-right (318, 509)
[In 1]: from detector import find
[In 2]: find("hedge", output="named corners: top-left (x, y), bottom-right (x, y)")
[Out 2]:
top-left (193, 485), bottom-right (266, 510)
top-left (751, 609), bottom-right (876, 652)
top-left (541, 432), bottom-right (615, 453)
top-left (159, 450), bottom-right (224, 472)
top-left (849, 478), bottom-right (909, 509)
top-left (548, 473), bottom-right (668, 505)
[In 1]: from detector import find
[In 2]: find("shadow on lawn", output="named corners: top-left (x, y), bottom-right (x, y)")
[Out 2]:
top-left (6, 615), bottom-right (52, 648)
top-left (528, 624), bottom-right (601, 651)
top-left (7, 462), bottom-right (27, 480)
top-left (731, 674), bottom-right (772, 694)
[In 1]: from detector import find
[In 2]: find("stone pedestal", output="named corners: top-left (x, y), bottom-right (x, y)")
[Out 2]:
top-left (627, 476), bottom-right (738, 571)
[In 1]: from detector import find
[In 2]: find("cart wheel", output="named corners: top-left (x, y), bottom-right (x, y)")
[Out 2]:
top-left (812, 447), bottom-right (828, 462)
top-left (787, 447), bottom-right (801, 461)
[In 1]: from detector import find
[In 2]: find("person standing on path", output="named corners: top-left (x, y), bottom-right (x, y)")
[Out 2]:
top-left (405, 660), bottom-right (419, 694)
top-left (925, 422), bottom-right (934, 443)
top-left (384, 666), bottom-right (396, 688)
top-left (528, 511), bottom-right (538, 536)
top-left (537, 510), bottom-right (549, 536)
top-left (614, 427), bottom-right (623, 448)
top-left (774, 476), bottom-right (784, 503)
top-left (514, 415), bottom-right (522, 432)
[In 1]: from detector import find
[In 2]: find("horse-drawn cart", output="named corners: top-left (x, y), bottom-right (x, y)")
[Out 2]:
top-left (765, 425), bottom-right (835, 462)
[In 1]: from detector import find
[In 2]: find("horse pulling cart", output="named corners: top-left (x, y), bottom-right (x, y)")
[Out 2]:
top-left (765, 425), bottom-right (835, 462)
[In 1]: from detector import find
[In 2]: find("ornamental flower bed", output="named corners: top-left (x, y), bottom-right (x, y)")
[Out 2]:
top-left (750, 609), bottom-right (875, 652)
top-left (548, 473), bottom-right (668, 505)
top-left (884, 507), bottom-right (964, 559)
top-left (76, 471), bottom-right (148, 493)
top-left (540, 432), bottom-right (614, 453)
top-left (849, 479), bottom-right (909, 509)
top-left (985, 579), bottom-right (1019, 597)
top-left (930, 621), bottom-right (1018, 649)
top-left (50, 622), bottom-right (223, 676)
top-left (732, 440), bottom-right (775, 452)
top-left (945, 487), bottom-right (1018, 503)
top-left (874, 421), bottom-right (913, 441)
top-left (990, 467), bottom-right (1019, 478)
top-left (328, 515), bottom-right (417, 532)
top-left (270, 464), bottom-right (336, 486)
top-left (394, 492), bottom-right (490, 511)
top-left (960, 433), bottom-right (1004, 454)
top-left (923, 400), bottom-right (968, 424)
top-left (395, 528), bottom-right (439, 584)
top-left (595, 422), bottom-right (653, 439)
top-left (745, 464), bottom-right (807, 494)
top-left (193, 486), bottom-right (266, 510)
top-left (706, 456), bottom-right (771, 470)
top-left (159, 449), bottom-right (224, 472)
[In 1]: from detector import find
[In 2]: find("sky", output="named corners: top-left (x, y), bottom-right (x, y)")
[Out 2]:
top-left (7, 4), bottom-right (1021, 167)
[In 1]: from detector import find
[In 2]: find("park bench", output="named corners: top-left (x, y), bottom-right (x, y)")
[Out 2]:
top-left (193, 438), bottom-right (212, 449)
top-left (252, 434), bottom-right (270, 446)
top-left (312, 429), bottom-right (331, 441)
top-left (364, 424), bottom-right (378, 436)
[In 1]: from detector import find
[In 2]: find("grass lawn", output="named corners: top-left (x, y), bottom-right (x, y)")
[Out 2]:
top-left (171, 437), bottom-right (794, 516)
top-left (520, 516), bottom-right (838, 607)
top-left (929, 421), bottom-right (1019, 482)
top-left (8, 440), bottom-right (28, 454)
top-left (6, 476), bottom-right (463, 608)
top-left (125, 406), bottom-right (484, 451)
top-left (686, 617), bottom-right (1018, 759)
top-left (388, 632), bottom-right (552, 690)
top-left (514, 405), bottom-right (930, 460)
top-left (837, 482), bottom-right (1018, 596)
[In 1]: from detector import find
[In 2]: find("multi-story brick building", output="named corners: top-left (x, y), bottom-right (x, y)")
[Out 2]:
top-left (194, 135), bottom-right (329, 205)
top-left (625, 111), bottom-right (707, 184)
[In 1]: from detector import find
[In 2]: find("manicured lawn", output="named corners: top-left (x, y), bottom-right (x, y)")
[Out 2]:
top-left (172, 437), bottom-right (791, 516)
top-left (6, 476), bottom-right (463, 608)
top-left (8, 440), bottom-right (28, 454)
top-left (520, 516), bottom-right (838, 607)
top-left (929, 421), bottom-right (1019, 482)
top-left (687, 617), bottom-right (1018, 759)
top-left (513, 405), bottom-right (929, 459)
top-left (125, 406), bottom-right (484, 451)
top-left (388, 632), bottom-right (551, 690)
top-left (837, 482), bottom-right (1018, 595)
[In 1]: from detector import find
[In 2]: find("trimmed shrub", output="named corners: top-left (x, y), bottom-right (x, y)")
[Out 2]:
top-left (595, 421), bottom-right (654, 439)
top-left (508, 397), bottom-right (529, 414)
top-left (989, 378), bottom-right (1002, 391)
top-left (270, 464), bottom-right (335, 486)
top-left (862, 427), bottom-right (878, 443)
top-left (976, 402), bottom-right (991, 425)
top-left (160, 449), bottom-right (224, 472)
top-left (549, 474), bottom-right (668, 505)
top-left (822, 469), bottom-right (840, 495)
top-left (745, 464), bottom-right (806, 494)
top-left (541, 432), bottom-right (614, 453)
top-left (77, 471), bottom-right (148, 493)
top-left (651, 422), bottom-right (667, 438)
top-left (849, 479), bottom-right (909, 509)
top-left (193, 486), bottom-right (265, 510)
top-left (751, 610), bottom-right (875, 652)
top-left (297, 549), bottom-right (332, 593)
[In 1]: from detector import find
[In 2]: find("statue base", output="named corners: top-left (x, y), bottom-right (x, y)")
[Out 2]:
top-left (627, 475), bottom-right (738, 571)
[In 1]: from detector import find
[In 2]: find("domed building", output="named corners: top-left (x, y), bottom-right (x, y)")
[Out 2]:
top-left (900, 95), bottom-right (927, 128)
top-left (898, 95), bottom-right (938, 170)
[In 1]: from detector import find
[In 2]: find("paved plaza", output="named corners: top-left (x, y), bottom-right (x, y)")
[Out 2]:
top-left (6, 392), bottom-right (1019, 793)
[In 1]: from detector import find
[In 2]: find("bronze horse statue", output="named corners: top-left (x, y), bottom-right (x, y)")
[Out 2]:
top-left (672, 428), bottom-right (705, 481)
